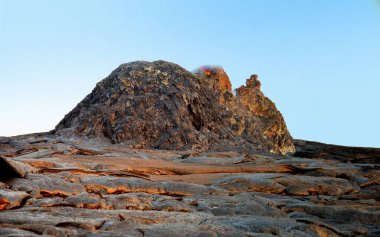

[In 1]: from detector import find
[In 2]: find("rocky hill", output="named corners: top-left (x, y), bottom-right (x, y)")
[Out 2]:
top-left (1, 61), bottom-right (379, 236)
top-left (54, 61), bottom-right (295, 155)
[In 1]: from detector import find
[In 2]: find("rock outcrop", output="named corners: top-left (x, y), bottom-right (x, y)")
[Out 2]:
top-left (294, 139), bottom-right (380, 163)
top-left (1, 61), bottom-right (380, 235)
top-left (54, 60), bottom-right (295, 155)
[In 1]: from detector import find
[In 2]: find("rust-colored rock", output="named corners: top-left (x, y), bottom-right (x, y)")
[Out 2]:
top-left (1, 61), bottom-right (380, 237)
top-left (194, 66), bottom-right (232, 103)
top-left (194, 67), bottom-right (295, 154)
top-left (235, 75), bottom-right (295, 154)
top-left (0, 135), bottom-right (379, 236)
top-left (0, 156), bottom-right (38, 181)
top-left (54, 61), bottom-right (294, 155)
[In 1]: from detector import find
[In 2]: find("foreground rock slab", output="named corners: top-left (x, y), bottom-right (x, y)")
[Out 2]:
top-left (0, 189), bottom-right (29, 210)
top-left (0, 134), bottom-right (379, 236)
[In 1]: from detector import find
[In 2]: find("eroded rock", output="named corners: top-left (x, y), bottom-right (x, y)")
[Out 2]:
top-left (276, 175), bottom-right (355, 196)
top-left (214, 174), bottom-right (286, 194)
top-left (0, 189), bottom-right (29, 210)
top-left (0, 156), bottom-right (38, 181)
top-left (80, 176), bottom-right (226, 196)
top-left (54, 61), bottom-right (294, 155)
top-left (9, 174), bottom-right (85, 198)
top-left (1, 113), bottom-right (380, 236)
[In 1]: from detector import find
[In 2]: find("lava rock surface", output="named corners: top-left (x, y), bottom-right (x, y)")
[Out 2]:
top-left (0, 134), bottom-right (379, 236)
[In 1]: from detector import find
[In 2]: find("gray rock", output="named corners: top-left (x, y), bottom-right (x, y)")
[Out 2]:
top-left (81, 176), bottom-right (226, 196)
top-left (54, 61), bottom-right (295, 155)
top-left (9, 174), bottom-right (85, 198)
top-left (276, 175), bottom-right (355, 196)
top-left (1, 131), bottom-right (380, 236)
top-left (0, 189), bottom-right (29, 210)
top-left (0, 156), bottom-right (38, 179)
top-left (213, 174), bottom-right (286, 194)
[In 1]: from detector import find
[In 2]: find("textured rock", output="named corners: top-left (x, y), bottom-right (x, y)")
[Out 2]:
top-left (1, 58), bottom-right (380, 236)
top-left (54, 61), bottom-right (294, 155)
top-left (276, 175), bottom-right (355, 196)
top-left (284, 202), bottom-right (380, 224)
top-left (104, 192), bottom-right (153, 210)
top-left (294, 139), bottom-right (380, 163)
top-left (0, 227), bottom-right (41, 237)
top-left (235, 75), bottom-right (294, 155)
top-left (194, 66), bottom-right (232, 104)
top-left (64, 192), bottom-right (107, 209)
top-left (9, 174), bottom-right (86, 198)
top-left (214, 174), bottom-right (286, 194)
top-left (0, 156), bottom-right (38, 181)
top-left (80, 176), bottom-right (226, 196)
top-left (0, 135), bottom-right (379, 236)
top-left (0, 189), bottom-right (29, 210)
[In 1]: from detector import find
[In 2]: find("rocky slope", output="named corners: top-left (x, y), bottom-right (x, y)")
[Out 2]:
top-left (54, 61), bottom-right (294, 155)
top-left (1, 61), bottom-right (379, 236)
top-left (294, 139), bottom-right (380, 163)
top-left (0, 134), bottom-right (379, 236)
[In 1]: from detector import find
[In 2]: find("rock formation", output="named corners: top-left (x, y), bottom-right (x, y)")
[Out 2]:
top-left (0, 134), bottom-right (379, 236)
top-left (54, 60), bottom-right (295, 155)
top-left (0, 61), bottom-right (379, 236)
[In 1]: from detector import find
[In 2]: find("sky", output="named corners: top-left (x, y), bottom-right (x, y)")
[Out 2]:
top-left (0, 0), bottom-right (379, 147)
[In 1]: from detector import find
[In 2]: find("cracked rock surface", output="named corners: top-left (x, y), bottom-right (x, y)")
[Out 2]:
top-left (0, 135), bottom-right (379, 236)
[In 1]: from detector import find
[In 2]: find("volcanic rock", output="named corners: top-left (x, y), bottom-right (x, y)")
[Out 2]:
top-left (0, 134), bottom-right (380, 236)
top-left (294, 139), bottom-right (380, 163)
top-left (54, 60), bottom-right (294, 155)
top-left (2, 60), bottom-right (379, 236)
top-left (0, 156), bottom-right (38, 181)
top-left (0, 189), bottom-right (29, 210)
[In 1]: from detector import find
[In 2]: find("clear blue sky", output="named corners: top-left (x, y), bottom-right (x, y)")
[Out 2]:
top-left (1, 0), bottom-right (379, 147)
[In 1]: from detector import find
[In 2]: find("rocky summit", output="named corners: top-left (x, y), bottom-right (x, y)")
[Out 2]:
top-left (54, 60), bottom-right (295, 155)
top-left (1, 60), bottom-right (380, 237)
